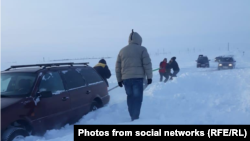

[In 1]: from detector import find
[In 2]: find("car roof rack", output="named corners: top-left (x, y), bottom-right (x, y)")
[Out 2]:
top-left (5, 62), bottom-right (89, 71)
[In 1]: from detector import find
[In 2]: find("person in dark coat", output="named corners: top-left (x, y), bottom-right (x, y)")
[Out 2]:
top-left (159, 58), bottom-right (171, 82)
top-left (169, 57), bottom-right (180, 80)
top-left (94, 59), bottom-right (111, 87)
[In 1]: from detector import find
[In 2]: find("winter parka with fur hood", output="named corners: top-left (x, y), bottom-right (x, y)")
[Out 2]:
top-left (115, 30), bottom-right (153, 82)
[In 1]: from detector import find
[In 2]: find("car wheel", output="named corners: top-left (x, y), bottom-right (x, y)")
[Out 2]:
top-left (1, 127), bottom-right (29, 141)
top-left (90, 101), bottom-right (99, 112)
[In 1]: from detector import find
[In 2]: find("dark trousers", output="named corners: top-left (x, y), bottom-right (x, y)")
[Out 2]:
top-left (171, 70), bottom-right (179, 77)
top-left (123, 78), bottom-right (143, 121)
top-left (159, 72), bottom-right (170, 82)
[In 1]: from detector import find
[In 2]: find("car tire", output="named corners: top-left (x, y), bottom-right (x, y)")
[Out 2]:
top-left (1, 127), bottom-right (29, 141)
top-left (90, 101), bottom-right (99, 112)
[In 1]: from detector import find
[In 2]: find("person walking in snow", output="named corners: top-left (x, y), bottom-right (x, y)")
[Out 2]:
top-left (115, 29), bottom-right (153, 121)
top-left (94, 59), bottom-right (111, 87)
top-left (159, 58), bottom-right (171, 82)
top-left (169, 57), bottom-right (180, 80)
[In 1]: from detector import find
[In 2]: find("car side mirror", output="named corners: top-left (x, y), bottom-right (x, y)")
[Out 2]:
top-left (38, 91), bottom-right (53, 98)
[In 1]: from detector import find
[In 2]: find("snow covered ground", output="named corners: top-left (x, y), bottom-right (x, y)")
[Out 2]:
top-left (2, 48), bottom-right (250, 141)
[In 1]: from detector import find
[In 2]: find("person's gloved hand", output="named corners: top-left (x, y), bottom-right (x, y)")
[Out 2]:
top-left (118, 81), bottom-right (123, 87)
top-left (147, 79), bottom-right (152, 84)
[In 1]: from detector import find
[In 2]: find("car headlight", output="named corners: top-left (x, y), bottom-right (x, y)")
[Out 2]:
top-left (229, 64), bottom-right (232, 66)
top-left (219, 64), bottom-right (222, 66)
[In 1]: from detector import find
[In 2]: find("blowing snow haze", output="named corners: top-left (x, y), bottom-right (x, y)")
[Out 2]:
top-left (1, 0), bottom-right (250, 69)
top-left (1, 1), bottom-right (250, 141)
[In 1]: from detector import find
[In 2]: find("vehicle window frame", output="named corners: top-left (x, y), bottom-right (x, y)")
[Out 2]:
top-left (37, 70), bottom-right (66, 96)
top-left (1, 72), bottom-right (39, 97)
top-left (75, 67), bottom-right (104, 86)
top-left (221, 57), bottom-right (233, 62)
top-left (59, 68), bottom-right (87, 91)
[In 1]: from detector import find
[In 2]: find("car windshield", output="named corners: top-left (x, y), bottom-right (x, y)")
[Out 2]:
top-left (198, 57), bottom-right (208, 62)
top-left (1, 72), bottom-right (37, 97)
top-left (220, 58), bottom-right (233, 62)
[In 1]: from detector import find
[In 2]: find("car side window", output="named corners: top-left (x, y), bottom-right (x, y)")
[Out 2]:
top-left (75, 67), bottom-right (103, 85)
top-left (38, 71), bottom-right (65, 95)
top-left (60, 69), bottom-right (86, 90)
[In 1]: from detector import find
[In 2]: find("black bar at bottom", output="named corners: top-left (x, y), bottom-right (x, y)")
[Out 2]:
top-left (73, 125), bottom-right (250, 140)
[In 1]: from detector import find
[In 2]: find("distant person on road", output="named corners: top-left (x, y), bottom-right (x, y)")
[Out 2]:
top-left (94, 59), bottom-right (111, 87)
top-left (159, 58), bottom-right (171, 83)
top-left (169, 57), bottom-right (180, 80)
top-left (115, 29), bottom-right (153, 121)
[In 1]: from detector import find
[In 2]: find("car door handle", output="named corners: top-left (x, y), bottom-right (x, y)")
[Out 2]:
top-left (86, 90), bottom-right (91, 94)
top-left (62, 97), bottom-right (69, 101)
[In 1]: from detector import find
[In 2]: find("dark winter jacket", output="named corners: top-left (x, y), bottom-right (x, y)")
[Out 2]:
top-left (94, 59), bottom-right (111, 87)
top-left (165, 63), bottom-right (171, 73)
top-left (169, 60), bottom-right (179, 71)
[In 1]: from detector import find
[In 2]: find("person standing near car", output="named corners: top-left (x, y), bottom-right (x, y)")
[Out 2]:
top-left (115, 29), bottom-right (153, 121)
top-left (159, 58), bottom-right (171, 83)
top-left (169, 57), bottom-right (180, 80)
top-left (94, 59), bottom-right (111, 87)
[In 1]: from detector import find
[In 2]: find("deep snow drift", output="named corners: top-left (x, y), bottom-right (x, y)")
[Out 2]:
top-left (2, 48), bottom-right (250, 141)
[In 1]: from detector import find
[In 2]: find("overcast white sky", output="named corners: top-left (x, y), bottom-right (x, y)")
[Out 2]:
top-left (1, 0), bottom-right (250, 63)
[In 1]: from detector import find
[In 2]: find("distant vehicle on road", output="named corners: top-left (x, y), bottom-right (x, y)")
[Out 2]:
top-left (218, 56), bottom-right (236, 70)
top-left (196, 55), bottom-right (210, 68)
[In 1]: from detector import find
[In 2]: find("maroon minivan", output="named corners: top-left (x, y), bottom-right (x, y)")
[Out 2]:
top-left (1, 62), bottom-right (110, 141)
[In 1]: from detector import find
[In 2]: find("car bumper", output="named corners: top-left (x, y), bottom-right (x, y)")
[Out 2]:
top-left (218, 66), bottom-right (234, 69)
top-left (197, 64), bottom-right (208, 67)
